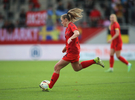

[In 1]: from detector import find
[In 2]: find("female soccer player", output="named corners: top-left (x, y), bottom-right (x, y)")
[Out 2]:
top-left (40, 8), bottom-right (104, 91)
top-left (106, 14), bottom-right (132, 72)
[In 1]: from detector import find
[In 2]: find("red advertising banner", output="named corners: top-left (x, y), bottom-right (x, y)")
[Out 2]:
top-left (0, 27), bottom-right (104, 44)
top-left (0, 28), bottom-right (39, 44)
top-left (26, 10), bottom-right (47, 26)
top-left (0, 27), bottom-right (66, 44)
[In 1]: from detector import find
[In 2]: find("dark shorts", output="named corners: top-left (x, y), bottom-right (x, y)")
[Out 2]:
top-left (62, 53), bottom-right (80, 63)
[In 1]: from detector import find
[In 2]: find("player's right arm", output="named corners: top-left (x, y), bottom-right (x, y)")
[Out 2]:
top-left (62, 46), bottom-right (66, 53)
top-left (67, 30), bottom-right (80, 44)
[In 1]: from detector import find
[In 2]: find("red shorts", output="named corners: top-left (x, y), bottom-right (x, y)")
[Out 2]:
top-left (111, 43), bottom-right (122, 51)
top-left (62, 53), bottom-right (80, 63)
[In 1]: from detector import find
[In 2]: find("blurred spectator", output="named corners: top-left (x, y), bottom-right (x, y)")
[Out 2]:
top-left (3, 0), bottom-right (10, 4)
top-left (19, 9), bottom-right (26, 27)
top-left (122, 0), bottom-right (129, 24)
top-left (105, 7), bottom-right (111, 19)
top-left (47, 5), bottom-right (57, 25)
top-left (57, 1), bottom-right (65, 12)
top-left (29, 2), bottom-right (34, 11)
top-left (115, 3), bottom-right (124, 24)
top-left (111, 0), bottom-right (124, 24)
top-left (47, 5), bottom-right (53, 16)
top-left (3, 0), bottom-right (10, 11)
top-left (103, 17), bottom-right (111, 27)
top-left (128, 0), bottom-right (135, 24)
top-left (7, 12), bottom-right (14, 20)
top-left (19, 9), bottom-right (26, 21)
top-left (56, 0), bottom-right (61, 3)
top-left (8, 21), bottom-right (15, 33)
top-left (0, 13), bottom-right (4, 28)
top-left (83, 0), bottom-right (95, 16)
top-left (29, 0), bottom-right (40, 11)
top-left (100, 3), bottom-right (111, 20)
top-left (2, 21), bottom-right (15, 33)
top-left (131, 9), bottom-right (135, 24)
top-left (17, 0), bottom-right (25, 11)
top-left (56, 2), bottom-right (66, 16)
top-left (67, 1), bottom-right (73, 10)
top-left (18, 20), bottom-right (25, 27)
top-left (111, 0), bottom-right (120, 12)
top-left (19, 0), bottom-right (25, 4)
top-left (56, 1), bottom-right (66, 24)
top-left (15, 20), bottom-right (20, 28)
top-left (46, 15), bottom-right (54, 31)
top-left (89, 7), bottom-right (101, 27)
top-left (2, 21), bottom-right (8, 29)
top-left (73, 0), bottom-right (83, 7)
top-left (128, 0), bottom-right (134, 8)
top-left (33, 2), bottom-right (40, 11)
top-left (15, 20), bottom-right (24, 28)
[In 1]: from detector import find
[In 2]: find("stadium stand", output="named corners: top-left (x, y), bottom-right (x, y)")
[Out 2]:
top-left (0, 0), bottom-right (134, 44)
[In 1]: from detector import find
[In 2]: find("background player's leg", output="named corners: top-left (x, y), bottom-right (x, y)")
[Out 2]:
top-left (49, 59), bottom-right (70, 89)
top-left (106, 49), bottom-right (115, 72)
top-left (116, 50), bottom-right (132, 72)
top-left (116, 50), bottom-right (128, 65)
top-left (110, 49), bottom-right (115, 69)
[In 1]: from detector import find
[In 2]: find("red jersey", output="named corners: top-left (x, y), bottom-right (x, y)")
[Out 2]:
top-left (65, 22), bottom-right (80, 54)
top-left (110, 22), bottom-right (122, 45)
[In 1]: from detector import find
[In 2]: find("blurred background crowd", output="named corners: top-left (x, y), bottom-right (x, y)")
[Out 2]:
top-left (0, 0), bottom-right (135, 33)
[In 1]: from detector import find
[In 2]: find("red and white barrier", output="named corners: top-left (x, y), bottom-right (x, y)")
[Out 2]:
top-left (0, 44), bottom-right (135, 60)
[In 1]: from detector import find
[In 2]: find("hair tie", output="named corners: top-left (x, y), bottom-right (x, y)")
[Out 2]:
top-left (67, 13), bottom-right (70, 21)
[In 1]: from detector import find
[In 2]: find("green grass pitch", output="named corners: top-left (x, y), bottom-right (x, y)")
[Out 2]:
top-left (0, 60), bottom-right (135, 100)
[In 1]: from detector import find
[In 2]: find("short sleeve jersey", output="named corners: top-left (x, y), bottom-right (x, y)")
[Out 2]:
top-left (65, 22), bottom-right (80, 54)
top-left (110, 22), bottom-right (122, 44)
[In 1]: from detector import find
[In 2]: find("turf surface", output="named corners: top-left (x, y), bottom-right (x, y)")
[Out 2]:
top-left (0, 60), bottom-right (135, 100)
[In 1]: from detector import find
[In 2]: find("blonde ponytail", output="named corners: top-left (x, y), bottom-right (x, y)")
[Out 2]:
top-left (62, 8), bottom-right (83, 22)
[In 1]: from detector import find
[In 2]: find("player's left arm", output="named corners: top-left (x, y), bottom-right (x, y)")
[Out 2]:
top-left (67, 30), bottom-right (79, 44)
top-left (108, 28), bottom-right (119, 43)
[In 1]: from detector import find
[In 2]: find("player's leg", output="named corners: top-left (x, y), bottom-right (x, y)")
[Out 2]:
top-left (54, 59), bottom-right (70, 74)
top-left (116, 50), bottom-right (128, 64)
top-left (71, 60), bottom-right (95, 72)
top-left (81, 57), bottom-right (104, 68)
top-left (71, 57), bottom-right (104, 72)
top-left (116, 50), bottom-right (132, 72)
top-left (71, 61), bottom-right (83, 71)
top-left (106, 49), bottom-right (115, 72)
top-left (49, 59), bottom-right (70, 89)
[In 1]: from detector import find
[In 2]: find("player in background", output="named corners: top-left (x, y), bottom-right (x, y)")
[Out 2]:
top-left (106, 14), bottom-right (132, 72)
top-left (40, 8), bottom-right (104, 91)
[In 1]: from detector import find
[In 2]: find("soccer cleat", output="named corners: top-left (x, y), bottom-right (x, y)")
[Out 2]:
top-left (128, 63), bottom-right (132, 72)
top-left (105, 68), bottom-right (113, 72)
top-left (39, 84), bottom-right (51, 91)
top-left (94, 57), bottom-right (105, 68)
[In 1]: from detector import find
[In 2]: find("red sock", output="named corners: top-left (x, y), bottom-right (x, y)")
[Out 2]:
top-left (110, 56), bottom-right (114, 68)
top-left (118, 56), bottom-right (128, 65)
top-left (49, 72), bottom-right (59, 89)
top-left (81, 60), bottom-right (96, 68)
